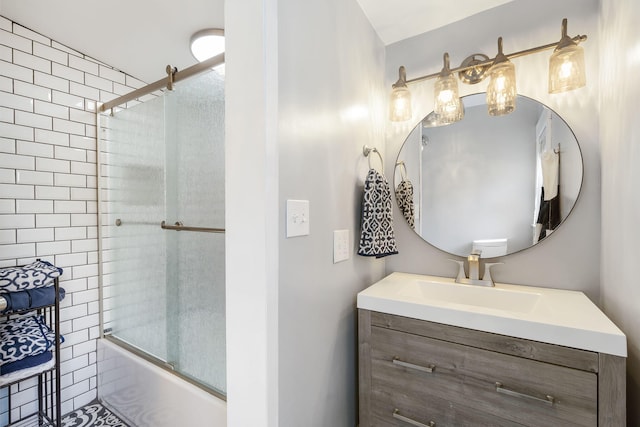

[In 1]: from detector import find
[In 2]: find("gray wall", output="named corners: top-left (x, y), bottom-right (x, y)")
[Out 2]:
top-left (384, 0), bottom-right (602, 301)
top-left (599, 0), bottom-right (640, 424)
top-left (276, 0), bottom-right (386, 426)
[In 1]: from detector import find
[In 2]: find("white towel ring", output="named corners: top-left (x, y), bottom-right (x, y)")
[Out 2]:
top-left (363, 145), bottom-right (384, 172)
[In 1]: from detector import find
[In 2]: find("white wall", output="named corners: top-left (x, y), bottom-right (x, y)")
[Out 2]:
top-left (599, 0), bottom-right (640, 423)
top-left (0, 17), bottom-right (146, 422)
top-left (276, 0), bottom-right (386, 426)
top-left (225, 0), bottom-right (279, 424)
top-left (384, 0), bottom-right (602, 301)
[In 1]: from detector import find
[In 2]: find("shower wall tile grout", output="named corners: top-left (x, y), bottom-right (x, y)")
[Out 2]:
top-left (0, 14), bottom-right (147, 425)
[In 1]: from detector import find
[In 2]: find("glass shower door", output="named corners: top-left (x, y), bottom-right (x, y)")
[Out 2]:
top-left (164, 70), bottom-right (226, 393)
top-left (101, 94), bottom-right (169, 362)
top-left (100, 68), bottom-right (226, 395)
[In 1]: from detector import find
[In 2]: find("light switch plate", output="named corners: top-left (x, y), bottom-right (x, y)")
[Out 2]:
top-left (286, 199), bottom-right (310, 237)
top-left (333, 229), bottom-right (349, 263)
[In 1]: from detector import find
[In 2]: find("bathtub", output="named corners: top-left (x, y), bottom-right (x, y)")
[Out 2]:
top-left (97, 338), bottom-right (227, 426)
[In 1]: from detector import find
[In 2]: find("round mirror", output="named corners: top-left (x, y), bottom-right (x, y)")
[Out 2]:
top-left (394, 93), bottom-right (583, 258)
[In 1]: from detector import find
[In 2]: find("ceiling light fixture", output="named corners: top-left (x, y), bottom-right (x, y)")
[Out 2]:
top-left (190, 28), bottom-right (225, 62)
top-left (389, 18), bottom-right (587, 123)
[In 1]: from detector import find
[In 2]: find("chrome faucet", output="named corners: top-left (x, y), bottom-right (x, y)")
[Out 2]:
top-left (467, 249), bottom-right (482, 281)
top-left (450, 250), bottom-right (502, 287)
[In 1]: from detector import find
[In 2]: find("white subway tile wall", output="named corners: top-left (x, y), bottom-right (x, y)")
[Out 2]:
top-left (0, 16), bottom-right (146, 424)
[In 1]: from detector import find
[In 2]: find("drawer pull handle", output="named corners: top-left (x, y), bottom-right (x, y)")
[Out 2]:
top-left (392, 357), bottom-right (435, 373)
top-left (495, 382), bottom-right (555, 406)
top-left (393, 409), bottom-right (436, 427)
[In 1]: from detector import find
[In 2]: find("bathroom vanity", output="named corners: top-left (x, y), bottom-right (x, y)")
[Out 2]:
top-left (357, 273), bottom-right (626, 426)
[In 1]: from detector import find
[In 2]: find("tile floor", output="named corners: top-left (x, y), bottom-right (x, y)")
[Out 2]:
top-left (8, 402), bottom-right (129, 427)
top-left (61, 402), bottom-right (129, 427)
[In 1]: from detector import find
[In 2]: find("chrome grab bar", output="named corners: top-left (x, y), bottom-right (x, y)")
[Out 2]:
top-left (160, 221), bottom-right (225, 234)
top-left (392, 409), bottom-right (436, 427)
top-left (495, 382), bottom-right (555, 406)
top-left (392, 357), bottom-right (436, 373)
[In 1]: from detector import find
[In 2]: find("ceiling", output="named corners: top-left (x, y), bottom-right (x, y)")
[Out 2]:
top-left (0, 0), bottom-right (513, 84)
top-left (355, 0), bottom-right (515, 45)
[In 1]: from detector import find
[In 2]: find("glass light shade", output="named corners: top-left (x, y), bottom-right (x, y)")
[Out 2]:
top-left (486, 61), bottom-right (517, 116)
top-left (389, 86), bottom-right (412, 122)
top-left (433, 72), bottom-right (464, 123)
top-left (422, 111), bottom-right (452, 128)
top-left (548, 43), bottom-right (586, 93)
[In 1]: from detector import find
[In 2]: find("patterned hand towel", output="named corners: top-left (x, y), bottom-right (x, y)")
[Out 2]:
top-left (358, 169), bottom-right (398, 258)
top-left (395, 179), bottom-right (415, 230)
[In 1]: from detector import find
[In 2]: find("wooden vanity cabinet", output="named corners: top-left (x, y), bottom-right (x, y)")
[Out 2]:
top-left (358, 309), bottom-right (625, 427)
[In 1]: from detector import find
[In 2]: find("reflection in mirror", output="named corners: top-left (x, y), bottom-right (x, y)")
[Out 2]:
top-left (394, 94), bottom-right (583, 258)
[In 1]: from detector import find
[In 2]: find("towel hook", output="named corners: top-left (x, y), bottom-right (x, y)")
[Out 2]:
top-left (363, 145), bottom-right (384, 172)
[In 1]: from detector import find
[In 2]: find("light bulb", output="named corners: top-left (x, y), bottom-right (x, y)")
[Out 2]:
top-left (549, 44), bottom-right (586, 93)
top-left (389, 66), bottom-right (412, 122)
top-left (433, 53), bottom-right (464, 124)
top-left (548, 19), bottom-right (586, 94)
top-left (389, 86), bottom-right (412, 122)
top-left (486, 37), bottom-right (517, 116)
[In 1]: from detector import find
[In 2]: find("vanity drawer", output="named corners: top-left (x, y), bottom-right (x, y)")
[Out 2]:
top-left (370, 386), bottom-right (525, 427)
top-left (370, 326), bottom-right (598, 427)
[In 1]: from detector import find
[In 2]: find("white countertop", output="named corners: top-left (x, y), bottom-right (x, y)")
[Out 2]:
top-left (357, 272), bottom-right (627, 357)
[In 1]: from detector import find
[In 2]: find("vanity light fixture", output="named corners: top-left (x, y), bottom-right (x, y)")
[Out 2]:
top-left (434, 53), bottom-right (464, 123)
top-left (190, 28), bottom-right (225, 62)
top-left (548, 19), bottom-right (586, 93)
top-left (389, 66), bottom-right (413, 121)
top-left (486, 37), bottom-right (517, 116)
top-left (388, 18), bottom-right (588, 122)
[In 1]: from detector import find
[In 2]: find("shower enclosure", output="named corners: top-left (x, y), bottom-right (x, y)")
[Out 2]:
top-left (97, 57), bottom-right (226, 398)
